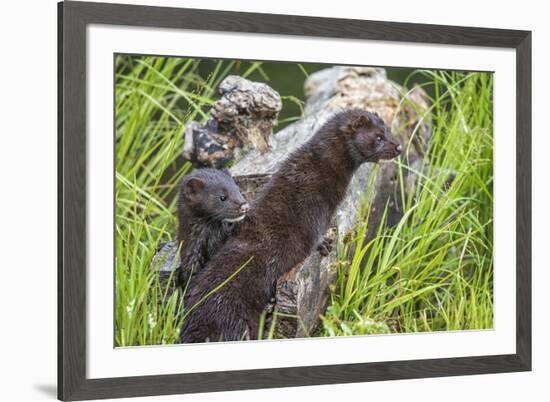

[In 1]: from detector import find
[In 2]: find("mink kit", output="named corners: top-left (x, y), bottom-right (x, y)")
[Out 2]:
top-left (176, 168), bottom-right (250, 290)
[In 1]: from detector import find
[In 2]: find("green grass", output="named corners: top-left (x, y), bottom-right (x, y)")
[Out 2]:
top-left (114, 55), bottom-right (493, 346)
top-left (321, 70), bottom-right (493, 335)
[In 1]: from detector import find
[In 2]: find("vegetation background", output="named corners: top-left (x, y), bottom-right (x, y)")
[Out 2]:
top-left (114, 55), bottom-right (493, 346)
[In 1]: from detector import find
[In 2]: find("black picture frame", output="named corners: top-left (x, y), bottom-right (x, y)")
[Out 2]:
top-left (58, 1), bottom-right (532, 400)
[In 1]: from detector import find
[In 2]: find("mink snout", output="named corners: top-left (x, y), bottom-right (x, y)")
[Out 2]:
top-left (239, 203), bottom-right (250, 214)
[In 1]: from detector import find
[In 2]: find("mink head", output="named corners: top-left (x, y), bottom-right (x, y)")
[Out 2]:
top-left (341, 109), bottom-right (402, 164)
top-left (179, 168), bottom-right (249, 223)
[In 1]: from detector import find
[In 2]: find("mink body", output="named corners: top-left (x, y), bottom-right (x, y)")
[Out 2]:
top-left (177, 168), bottom-right (249, 289)
top-left (180, 109), bottom-right (402, 342)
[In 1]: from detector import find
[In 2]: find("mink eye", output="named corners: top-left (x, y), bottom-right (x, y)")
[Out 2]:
top-left (219, 195), bottom-right (227, 202)
top-left (376, 135), bottom-right (383, 142)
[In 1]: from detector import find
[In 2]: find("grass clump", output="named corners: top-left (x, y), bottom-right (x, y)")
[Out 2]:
top-left (321, 71), bottom-right (493, 336)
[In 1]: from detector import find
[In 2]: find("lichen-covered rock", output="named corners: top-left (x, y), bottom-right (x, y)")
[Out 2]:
top-left (183, 75), bottom-right (282, 168)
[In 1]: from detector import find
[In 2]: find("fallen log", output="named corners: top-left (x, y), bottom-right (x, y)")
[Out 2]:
top-left (152, 66), bottom-right (433, 338)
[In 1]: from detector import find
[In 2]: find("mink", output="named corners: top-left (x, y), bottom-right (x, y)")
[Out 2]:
top-left (176, 168), bottom-right (250, 289)
top-left (180, 109), bottom-right (402, 342)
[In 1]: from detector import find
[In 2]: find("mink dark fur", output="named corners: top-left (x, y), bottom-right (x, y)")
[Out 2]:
top-left (180, 109), bottom-right (402, 342)
top-left (177, 168), bottom-right (249, 289)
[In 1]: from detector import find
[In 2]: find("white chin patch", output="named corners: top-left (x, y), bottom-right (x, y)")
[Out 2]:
top-left (224, 215), bottom-right (246, 223)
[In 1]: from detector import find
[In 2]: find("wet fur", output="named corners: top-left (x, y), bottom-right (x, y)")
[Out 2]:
top-left (177, 168), bottom-right (247, 289)
top-left (180, 109), bottom-right (401, 342)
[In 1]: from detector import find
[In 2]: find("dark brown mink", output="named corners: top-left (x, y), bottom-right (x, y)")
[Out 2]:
top-left (180, 109), bottom-right (402, 343)
top-left (176, 168), bottom-right (250, 289)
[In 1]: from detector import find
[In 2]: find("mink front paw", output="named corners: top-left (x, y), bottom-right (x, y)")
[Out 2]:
top-left (317, 236), bottom-right (333, 257)
top-left (265, 296), bottom-right (276, 314)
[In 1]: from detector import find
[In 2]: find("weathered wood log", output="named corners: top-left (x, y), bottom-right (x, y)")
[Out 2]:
top-left (229, 67), bottom-right (432, 338)
top-left (183, 75), bottom-right (282, 168)
top-left (153, 66), bottom-right (432, 339)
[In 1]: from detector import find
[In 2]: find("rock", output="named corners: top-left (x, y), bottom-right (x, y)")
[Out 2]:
top-left (154, 66), bottom-right (432, 339)
top-left (183, 75), bottom-right (282, 168)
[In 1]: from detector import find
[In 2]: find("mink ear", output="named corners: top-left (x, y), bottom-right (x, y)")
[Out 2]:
top-left (183, 177), bottom-right (205, 199)
top-left (350, 114), bottom-right (371, 132)
top-left (221, 168), bottom-right (232, 178)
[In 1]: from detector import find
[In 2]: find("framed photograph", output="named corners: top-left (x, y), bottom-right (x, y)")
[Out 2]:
top-left (58, 1), bottom-right (531, 400)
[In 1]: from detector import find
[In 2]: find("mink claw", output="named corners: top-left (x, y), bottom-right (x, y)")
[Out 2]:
top-left (265, 297), bottom-right (277, 314)
top-left (317, 237), bottom-right (333, 257)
